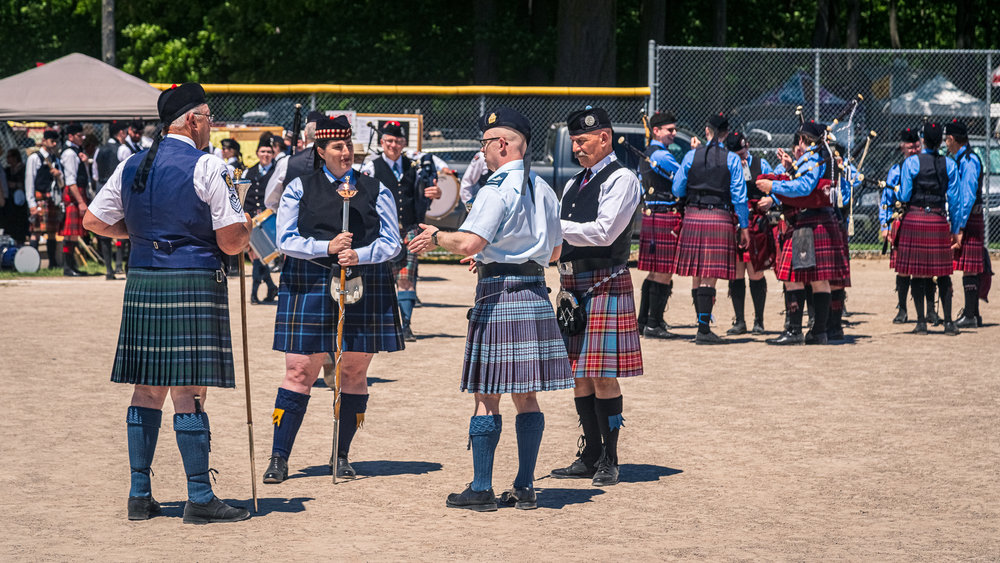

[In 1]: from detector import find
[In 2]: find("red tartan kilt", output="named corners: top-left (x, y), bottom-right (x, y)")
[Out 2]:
top-left (775, 209), bottom-right (850, 283)
top-left (741, 206), bottom-right (776, 271)
top-left (830, 217), bottom-right (851, 287)
top-left (60, 203), bottom-right (85, 237)
top-left (953, 210), bottom-right (985, 273)
top-left (637, 210), bottom-right (682, 273)
top-left (32, 200), bottom-right (63, 233)
top-left (894, 208), bottom-right (953, 277)
top-left (673, 208), bottom-right (737, 280)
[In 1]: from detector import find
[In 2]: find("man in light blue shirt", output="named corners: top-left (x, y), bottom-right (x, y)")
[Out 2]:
top-left (945, 119), bottom-right (988, 328)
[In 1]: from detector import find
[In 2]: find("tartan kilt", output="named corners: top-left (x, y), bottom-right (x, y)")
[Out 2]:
top-left (31, 199), bottom-right (62, 233)
top-left (775, 209), bottom-right (850, 283)
top-left (829, 215), bottom-right (852, 287)
top-left (954, 210), bottom-right (985, 273)
top-left (894, 208), bottom-right (954, 277)
top-left (560, 266), bottom-right (643, 379)
top-left (60, 202), bottom-right (85, 237)
top-left (461, 274), bottom-right (573, 394)
top-left (273, 257), bottom-right (403, 354)
top-left (391, 227), bottom-right (419, 285)
top-left (111, 268), bottom-right (235, 388)
top-left (637, 210), bottom-right (681, 273)
top-left (673, 207), bottom-right (737, 279)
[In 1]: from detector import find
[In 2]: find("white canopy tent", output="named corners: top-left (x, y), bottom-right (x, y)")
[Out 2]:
top-left (887, 73), bottom-right (1000, 118)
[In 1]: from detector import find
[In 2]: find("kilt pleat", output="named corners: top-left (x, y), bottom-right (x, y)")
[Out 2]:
top-left (673, 208), bottom-right (737, 279)
top-left (954, 211), bottom-right (985, 273)
top-left (59, 203), bottom-right (85, 237)
top-left (775, 209), bottom-right (850, 283)
top-left (561, 267), bottom-right (643, 379)
top-left (111, 268), bottom-right (235, 388)
top-left (461, 275), bottom-right (573, 394)
top-left (391, 228), bottom-right (420, 285)
top-left (637, 211), bottom-right (682, 273)
top-left (273, 258), bottom-right (403, 354)
top-left (894, 208), bottom-right (954, 277)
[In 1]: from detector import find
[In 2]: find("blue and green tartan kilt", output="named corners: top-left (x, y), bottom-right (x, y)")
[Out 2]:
top-left (111, 268), bottom-right (235, 388)
top-left (461, 275), bottom-right (574, 395)
top-left (273, 257), bottom-right (404, 354)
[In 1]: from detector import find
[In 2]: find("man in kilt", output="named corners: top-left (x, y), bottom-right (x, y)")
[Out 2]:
top-left (263, 116), bottom-right (405, 484)
top-left (757, 120), bottom-right (850, 345)
top-left (891, 122), bottom-right (965, 334)
top-left (724, 131), bottom-right (774, 335)
top-left (635, 111), bottom-right (682, 339)
top-left (59, 123), bottom-right (93, 276)
top-left (24, 130), bottom-right (64, 268)
top-left (826, 142), bottom-right (859, 342)
top-left (83, 83), bottom-right (252, 523)
top-left (945, 119), bottom-right (987, 329)
top-left (881, 128), bottom-right (922, 324)
top-left (409, 107), bottom-right (571, 511)
top-left (550, 107), bottom-right (642, 487)
top-left (672, 113), bottom-right (750, 344)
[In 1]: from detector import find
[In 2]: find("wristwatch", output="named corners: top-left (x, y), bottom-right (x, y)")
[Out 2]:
top-left (431, 231), bottom-right (440, 247)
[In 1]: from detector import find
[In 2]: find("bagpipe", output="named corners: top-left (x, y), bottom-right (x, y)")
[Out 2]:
top-left (413, 153), bottom-right (438, 223)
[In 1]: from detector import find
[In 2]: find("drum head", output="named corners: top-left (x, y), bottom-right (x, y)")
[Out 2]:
top-left (14, 246), bottom-right (41, 273)
top-left (426, 171), bottom-right (460, 220)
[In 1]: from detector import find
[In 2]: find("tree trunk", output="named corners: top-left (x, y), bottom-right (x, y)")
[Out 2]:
top-left (101, 0), bottom-right (115, 66)
top-left (846, 0), bottom-right (860, 48)
top-left (555, 0), bottom-right (617, 86)
top-left (812, 0), bottom-right (831, 47)
top-left (713, 0), bottom-right (726, 47)
top-left (473, 0), bottom-right (498, 84)
top-left (888, 0), bottom-right (900, 48)
top-left (636, 0), bottom-right (666, 86)
top-left (526, 0), bottom-right (557, 84)
top-left (955, 0), bottom-right (974, 48)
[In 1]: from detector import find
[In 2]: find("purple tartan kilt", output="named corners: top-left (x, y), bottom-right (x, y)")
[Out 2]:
top-left (673, 208), bottom-right (737, 279)
top-left (954, 210), bottom-right (985, 273)
top-left (637, 210), bottom-right (682, 273)
top-left (461, 275), bottom-right (573, 395)
top-left (560, 267), bottom-right (643, 379)
top-left (894, 208), bottom-right (954, 277)
top-left (776, 209), bottom-right (850, 283)
top-left (273, 258), bottom-right (404, 354)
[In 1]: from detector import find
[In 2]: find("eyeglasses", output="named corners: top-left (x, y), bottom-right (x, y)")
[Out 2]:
top-left (382, 138), bottom-right (406, 146)
top-left (479, 137), bottom-right (502, 149)
top-left (192, 112), bottom-right (215, 122)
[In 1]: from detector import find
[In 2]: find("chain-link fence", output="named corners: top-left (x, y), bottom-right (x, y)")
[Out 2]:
top-left (650, 45), bottom-right (1000, 248)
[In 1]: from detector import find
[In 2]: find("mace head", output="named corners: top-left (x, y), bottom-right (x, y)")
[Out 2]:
top-left (338, 180), bottom-right (358, 200)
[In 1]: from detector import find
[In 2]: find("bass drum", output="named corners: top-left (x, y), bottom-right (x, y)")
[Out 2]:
top-left (426, 170), bottom-right (460, 220)
top-left (0, 244), bottom-right (41, 273)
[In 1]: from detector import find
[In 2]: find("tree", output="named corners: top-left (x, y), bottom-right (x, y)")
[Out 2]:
top-left (555, 0), bottom-right (617, 86)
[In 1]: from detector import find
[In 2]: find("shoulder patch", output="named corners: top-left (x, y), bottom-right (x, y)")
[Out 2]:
top-left (484, 171), bottom-right (509, 187)
top-left (223, 170), bottom-right (243, 213)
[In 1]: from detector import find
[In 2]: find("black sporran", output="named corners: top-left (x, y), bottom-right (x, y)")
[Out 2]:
top-left (556, 289), bottom-right (586, 336)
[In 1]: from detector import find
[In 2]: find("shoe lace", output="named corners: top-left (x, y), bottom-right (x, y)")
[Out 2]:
top-left (574, 434), bottom-right (587, 459)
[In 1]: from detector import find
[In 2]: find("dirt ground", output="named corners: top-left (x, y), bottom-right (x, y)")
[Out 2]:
top-left (1, 259), bottom-right (997, 561)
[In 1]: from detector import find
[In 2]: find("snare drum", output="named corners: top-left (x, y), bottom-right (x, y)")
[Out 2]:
top-left (250, 208), bottom-right (281, 265)
top-left (426, 170), bottom-right (460, 220)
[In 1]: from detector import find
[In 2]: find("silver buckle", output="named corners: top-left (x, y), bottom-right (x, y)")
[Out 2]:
top-left (216, 270), bottom-right (225, 283)
top-left (557, 262), bottom-right (574, 276)
top-left (152, 241), bottom-right (159, 250)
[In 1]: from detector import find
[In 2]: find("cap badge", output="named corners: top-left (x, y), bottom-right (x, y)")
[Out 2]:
top-left (584, 115), bottom-right (596, 127)
top-left (488, 113), bottom-right (497, 124)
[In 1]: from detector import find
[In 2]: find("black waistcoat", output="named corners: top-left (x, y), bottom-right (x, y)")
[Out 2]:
top-left (66, 145), bottom-right (89, 192)
top-left (285, 147), bottom-right (317, 189)
top-left (911, 153), bottom-right (948, 207)
top-left (33, 152), bottom-right (55, 194)
top-left (244, 162), bottom-right (276, 217)
top-left (640, 144), bottom-right (675, 204)
top-left (371, 156), bottom-right (418, 230)
top-left (686, 143), bottom-right (731, 206)
top-left (745, 155), bottom-right (764, 200)
top-left (560, 161), bottom-right (633, 264)
top-left (298, 170), bottom-right (381, 266)
top-left (96, 141), bottom-right (121, 184)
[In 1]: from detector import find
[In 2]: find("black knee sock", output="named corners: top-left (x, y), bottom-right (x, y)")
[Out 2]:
top-left (729, 279), bottom-right (746, 323)
top-left (896, 275), bottom-right (911, 310)
top-left (648, 281), bottom-right (671, 328)
top-left (962, 275), bottom-right (980, 318)
top-left (911, 278), bottom-right (927, 322)
top-left (749, 278), bottom-right (767, 324)
top-left (828, 289), bottom-right (845, 332)
top-left (811, 291), bottom-right (831, 336)
top-left (336, 393), bottom-right (369, 458)
top-left (937, 276), bottom-right (953, 322)
top-left (637, 279), bottom-right (651, 328)
top-left (594, 396), bottom-right (623, 465)
top-left (804, 285), bottom-right (815, 323)
top-left (574, 394), bottom-right (602, 466)
top-left (787, 289), bottom-right (806, 333)
top-left (926, 280), bottom-right (937, 316)
top-left (696, 287), bottom-right (716, 334)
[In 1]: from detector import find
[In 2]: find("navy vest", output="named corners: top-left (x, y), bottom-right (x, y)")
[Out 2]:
top-left (120, 138), bottom-right (222, 269)
top-left (96, 140), bottom-right (121, 185)
top-left (33, 151), bottom-right (56, 195)
top-left (243, 162), bottom-right (275, 217)
top-left (640, 144), bottom-right (675, 205)
top-left (298, 170), bottom-right (381, 267)
top-left (371, 156), bottom-right (419, 230)
top-left (285, 147), bottom-right (317, 190)
top-left (560, 161), bottom-right (633, 264)
top-left (686, 143), bottom-right (731, 207)
top-left (911, 153), bottom-right (948, 207)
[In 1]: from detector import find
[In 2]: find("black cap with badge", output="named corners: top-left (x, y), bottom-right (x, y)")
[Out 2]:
top-left (479, 106), bottom-right (532, 142)
top-left (566, 107), bottom-right (612, 136)
top-left (132, 83), bottom-right (208, 193)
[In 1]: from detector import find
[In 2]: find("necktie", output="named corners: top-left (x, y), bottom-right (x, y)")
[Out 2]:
top-left (581, 169), bottom-right (592, 187)
top-left (393, 162), bottom-right (402, 180)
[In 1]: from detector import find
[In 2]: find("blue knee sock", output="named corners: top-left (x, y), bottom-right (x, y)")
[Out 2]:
top-left (469, 414), bottom-right (502, 492)
top-left (174, 413), bottom-right (214, 504)
top-left (513, 412), bottom-right (545, 489)
top-left (126, 406), bottom-right (161, 498)
top-left (398, 290), bottom-right (417, 328)
top-left (336, 393), bottom-right (369, 458)
top-left (271, 388), bottom-right (310, 460)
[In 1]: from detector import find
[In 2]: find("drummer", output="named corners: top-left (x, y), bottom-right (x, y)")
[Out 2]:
top-left (262, 116), bottom-right (405, 484)
top-left (244, 135), bottom-right (279, 304)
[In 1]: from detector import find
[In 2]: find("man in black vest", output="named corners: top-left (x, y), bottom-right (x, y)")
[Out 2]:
top-left (550, 107), bottom-right (643, 487)
top-left (25, 130), bottom-right (63, 267)
top-left (244, 135), bottom-right (279, 303)
top-left (124, 120), bottom-right (144, 154)
top-left (360, 121), bottom-right (441, 342)
top-left (264, 111), bottom-right (323, 212)
top-left (59, 123), bottom-right (92, 276)
top-left (93, 120), bottom-right (134, 279)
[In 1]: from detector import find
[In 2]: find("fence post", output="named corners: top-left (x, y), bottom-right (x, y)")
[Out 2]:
top-left (310, 93), bottom-right (316, 111)
top-left (478, 94), bottom-right (485, 118)
top-left (647, 40), bottom-right (657, 116)
top-left (986, 52), bottom-right (993, 246)
top-left (814, 50), bottom-right (821, 121)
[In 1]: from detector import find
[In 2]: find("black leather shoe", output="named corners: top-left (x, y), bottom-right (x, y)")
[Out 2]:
top-left (182, 496), bottom-right (250, 524)
top-left (943, 321), bottom-right (960, 335)
top-left (954, 315), bottom-right (980, 329)
top-left (804, 330), bottom-right (828, 345)
top-left (892, 308), bottom-right (908, 324)
top-left (827, 327), bottom-right (845, 342)
top-left (105, 273), bottom-right (116, 280)
top-left (446, 485), bottom-right (497, 512)
top-left (402, 326), bottom-right (417, 343)
top-left (926, 310), bottom-right (942, 326)
top-left (262, 288), bottom-right (278, 303)
top-left (642, 325), bottom-right (676, 339)
top-left (766, 331), bottom-right (804, 345)
top-left (751, 320), bottom-right (765, 335)
top-left (910, 322), bottom-right (928, 334)
top-left (63, 268), bottom-right (83, 277)
top-left (592, 457), bottom-right (620, 487)
top-left (333, 456), bottom-right (356, 479)
top-left (695, 330), bottom-right (726, 345)
top-left (250, 296), bottom-right (261, 305)
top-left (262, 456), bottom-right (288, 484)
top-left (726, 320), bottom-right (747, 335)
top-left (127, 496), bottom-right (161, 521)
top-left (499, 486), bottom-right (537, 510)
top-left (550, 458), bottom-right (596, 479)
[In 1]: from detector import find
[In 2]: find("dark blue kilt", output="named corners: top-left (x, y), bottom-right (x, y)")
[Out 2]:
top-left (273, 258), bottom-right (404, 354)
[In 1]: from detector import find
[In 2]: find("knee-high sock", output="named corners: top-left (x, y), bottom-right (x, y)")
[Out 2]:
top-left (398, 290), bottom-right (417, 328)
top-left (896, 275), bottom-right (911, 311)
top-left (911, 278), bottom-right (927, 322)
top-left (62, 244), bottom-right (74, 272)
top-left (100, 238), bottom-right (114, 277)
top-left (937, 276), bottom-right (953, 322)
top-left (926, 279), bottom-right (937, 315)
top-left (637, 279), bottom-right (651, 328)
top-left (175, 412), bottom-right (214, 504)
top-left (271, 387), bottom-right (310, 460)
top-left (469, 414), bottom-right (501, 492)
top-left (786, 288), bottom-right (806, 333)
top-left (574, 394), bottom-right (602, 466)
top-left (804, 285), bottom-right (815, 322)
top-left (127, 406), bottom-right (161, 498)
top-left (114, 240), bottom-right (124, 270)
top-left (337, 393), bottom-right (369, 458)
top-left (749, 278), bottom-right (767, 323)
top-left (46, 239), bottom-right (58, 268)
top-left (729, 279), bottom-right (746, 323)
top-left (828, 289), bottom-right (845, 332)
top-left (513, 412), bottom-right (545, 489)
top-left (648, 281), bottom-right (671, 328)
top-left (594, 396), bottom-right (624, 465)
top-left (695, 287), bottom-right (716, 334)
top-left (811, 291), bottom-right (831, 336)
top-left (962, 275), bottom-right (980, 318)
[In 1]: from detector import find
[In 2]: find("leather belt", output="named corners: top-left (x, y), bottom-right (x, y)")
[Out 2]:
top-left (477, 261), bottom-right (544, 279)
top-left (557, 258), bottom-right (614, 276)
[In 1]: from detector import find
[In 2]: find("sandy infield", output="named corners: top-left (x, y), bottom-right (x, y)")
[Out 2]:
top-left (0, 259), bottom-right (997, 561)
